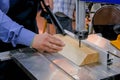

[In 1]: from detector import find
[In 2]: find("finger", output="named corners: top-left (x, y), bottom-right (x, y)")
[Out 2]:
top-left (45, 42), bottom-right (63, 51)
top-left (48, 35), bottom-right (65, 47)
top-left (42, 46), bottom-right (58, 53)
top-left (44, 0), bottom-right (49, 6)
top-left (49, 0), bottom-right (53, 9)
top-left (38, 42), bottom-right (62, 53)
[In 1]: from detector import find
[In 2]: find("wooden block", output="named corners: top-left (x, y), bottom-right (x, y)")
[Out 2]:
top-left (55, 34), bottom-right (99, 66)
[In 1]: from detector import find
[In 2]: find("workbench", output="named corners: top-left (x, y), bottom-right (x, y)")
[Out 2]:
top-left (0, 34), bottom-right (120, 80)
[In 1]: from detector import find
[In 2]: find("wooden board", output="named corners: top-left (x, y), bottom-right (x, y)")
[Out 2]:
top-left (55, 34), bottom-right (99, 66)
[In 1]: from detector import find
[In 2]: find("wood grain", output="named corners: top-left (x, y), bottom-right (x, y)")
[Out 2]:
top-left (56, 34), bottom-right (99, 66)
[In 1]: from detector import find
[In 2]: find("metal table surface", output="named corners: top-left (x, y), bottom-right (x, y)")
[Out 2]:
top-left (1, 34), bottom-right (120, 80)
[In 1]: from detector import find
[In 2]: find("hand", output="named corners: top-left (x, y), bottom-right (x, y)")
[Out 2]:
top-left (40, 0), bottom-right (53, 10)
top-left (31, 33), bottom-right (65, 53)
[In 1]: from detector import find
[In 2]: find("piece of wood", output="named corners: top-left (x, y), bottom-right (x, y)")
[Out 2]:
top-left (55, 34), bottom-right (99, 66)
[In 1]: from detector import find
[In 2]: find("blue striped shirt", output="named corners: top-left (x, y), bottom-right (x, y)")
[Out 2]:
top-left (53, 0), bottom-right (76, 19)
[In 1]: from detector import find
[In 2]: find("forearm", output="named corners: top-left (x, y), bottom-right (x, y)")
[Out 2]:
top-left (16, 28), bottom-right (36, 47)
top-left (0, 10), bottom-right (36, 47)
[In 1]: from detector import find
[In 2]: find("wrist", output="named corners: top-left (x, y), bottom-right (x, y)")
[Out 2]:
top-left (30, 34), bottom-right (37, 48)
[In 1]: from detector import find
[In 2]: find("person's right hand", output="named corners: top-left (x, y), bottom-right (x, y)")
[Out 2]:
top-left (31, 33), bottom-right (65, 53)
top-left (44, 0), bottom-right (53, 9)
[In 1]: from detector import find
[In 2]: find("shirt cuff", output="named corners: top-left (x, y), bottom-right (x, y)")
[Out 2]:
top-left (16, 28), bottom-right (36, 47)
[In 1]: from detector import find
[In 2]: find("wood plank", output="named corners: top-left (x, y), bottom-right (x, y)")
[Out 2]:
top-left (55, 34), bottom-right (99, 66)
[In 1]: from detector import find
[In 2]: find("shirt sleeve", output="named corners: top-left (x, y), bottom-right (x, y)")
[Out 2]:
top-left (0, 10), bottom-right (36, 47)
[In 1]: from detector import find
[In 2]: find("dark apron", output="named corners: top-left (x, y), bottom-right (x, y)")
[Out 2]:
top-left (0, 0), bottom-right (39, 52)
top-left (0, 1), bottom-right (40, 80)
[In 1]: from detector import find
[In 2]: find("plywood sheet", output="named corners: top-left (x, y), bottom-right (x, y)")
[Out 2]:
top-left (55, 34), bottom-right (99, 66)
